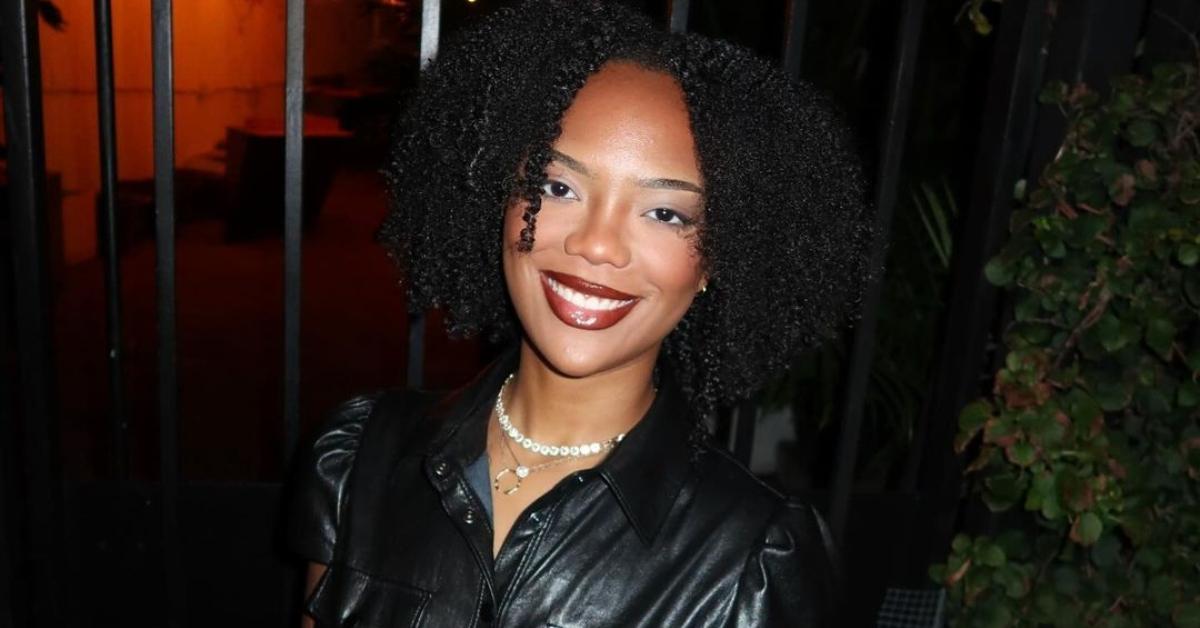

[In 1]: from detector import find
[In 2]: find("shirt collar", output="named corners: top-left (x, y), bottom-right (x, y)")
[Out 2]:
top-left (425, 345), bottom-right (694, 546)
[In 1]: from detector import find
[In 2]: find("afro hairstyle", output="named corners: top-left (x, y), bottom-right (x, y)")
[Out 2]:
top-left (379, 0), bottom-right (880, 427)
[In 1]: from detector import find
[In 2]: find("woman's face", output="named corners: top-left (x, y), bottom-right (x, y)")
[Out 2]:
top-left (502, 61), bottom-right (706, 378)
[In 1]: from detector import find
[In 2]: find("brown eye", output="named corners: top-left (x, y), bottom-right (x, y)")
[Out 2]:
top-left (541, 180), bottom-right (577, 200)
top-left (646, 207), bottom-right (692, 226)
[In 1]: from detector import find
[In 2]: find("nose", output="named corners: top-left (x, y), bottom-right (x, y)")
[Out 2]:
top-left (563, 201), bottom-right (631, 268)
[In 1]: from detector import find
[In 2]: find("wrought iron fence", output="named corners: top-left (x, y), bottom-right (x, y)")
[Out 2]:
top-left (2, 0), bottom-right (1191, 625)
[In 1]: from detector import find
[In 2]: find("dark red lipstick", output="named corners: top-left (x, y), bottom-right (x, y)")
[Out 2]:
top-left (541, 271), bottom-right (640, 330)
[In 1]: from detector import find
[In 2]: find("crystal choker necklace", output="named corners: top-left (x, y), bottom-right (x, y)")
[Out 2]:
top-left (494, 373), bottom-right (626, 458)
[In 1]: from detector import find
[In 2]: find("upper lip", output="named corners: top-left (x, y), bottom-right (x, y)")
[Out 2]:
top-left (543, 271), bottom-right (638, 301)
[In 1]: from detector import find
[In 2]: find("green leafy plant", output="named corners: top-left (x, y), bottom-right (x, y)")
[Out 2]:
top-left (913, 178), bottom-right (960, 269)
top-left (931, 63), bottom-right (1200, 626)
top-left (765, 176), bottom-right (962, 491)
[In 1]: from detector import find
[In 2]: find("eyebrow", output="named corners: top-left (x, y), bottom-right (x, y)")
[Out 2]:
top-left (548, 148), bottom-right (703, 195)
top-left (548, 149), bottom-right (592, 177)
top-left (637, 177), bottom-right (703, 194)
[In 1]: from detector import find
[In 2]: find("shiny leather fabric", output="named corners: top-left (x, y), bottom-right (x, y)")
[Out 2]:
top-left (287, 349), bottom-right (838, 627)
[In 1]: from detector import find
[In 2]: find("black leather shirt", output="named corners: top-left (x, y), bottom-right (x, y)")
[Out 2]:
top-left (286, 352), bottom-right (838, 627)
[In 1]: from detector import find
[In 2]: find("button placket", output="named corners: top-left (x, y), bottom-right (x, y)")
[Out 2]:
top-left (426, 454), bottom-right (499, 617)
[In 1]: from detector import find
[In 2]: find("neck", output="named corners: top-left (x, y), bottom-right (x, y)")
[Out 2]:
top-left (503, 341), bottom-right (658, 446)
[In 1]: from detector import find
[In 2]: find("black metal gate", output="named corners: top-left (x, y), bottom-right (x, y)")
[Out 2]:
top-left (3, 0), bottom-right (1195, 625)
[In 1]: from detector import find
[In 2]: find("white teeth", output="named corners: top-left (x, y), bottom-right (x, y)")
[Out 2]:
top-left (546, 276), bottom-right (634, 311)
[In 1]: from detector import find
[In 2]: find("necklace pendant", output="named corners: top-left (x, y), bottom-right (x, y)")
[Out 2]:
top-left (515, 465), bottom-right (529, 478)
top-left (493, 467), bottom-right (522, 495)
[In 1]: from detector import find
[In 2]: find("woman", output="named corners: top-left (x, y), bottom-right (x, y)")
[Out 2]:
top-left (287, 1), bottom-right (877, 625)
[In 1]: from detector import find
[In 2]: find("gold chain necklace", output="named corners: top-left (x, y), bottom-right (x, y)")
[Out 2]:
top-left (492, 433), bottom-right (596, 495)
top-left (489, 373), bottom-right (638, 495)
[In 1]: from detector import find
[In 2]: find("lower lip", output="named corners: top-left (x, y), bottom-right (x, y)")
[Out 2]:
top-left (540, 274), bottom-right (639, 331)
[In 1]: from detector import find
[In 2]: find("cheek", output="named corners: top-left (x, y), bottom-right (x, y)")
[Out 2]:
top-left (643, 233), bottom-right (703, 296)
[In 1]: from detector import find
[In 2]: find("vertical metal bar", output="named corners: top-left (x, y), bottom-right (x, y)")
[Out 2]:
top-left (151, 0), bottom-right (185, 622)
top-left (828, 0), bottom-right (926, 546)
top-left (282, 0), bottom-right (305, 466)
top-left (896, 0), bottom-right (1049, 583)
top-left (0, 433), bottom-right (13, 628)
top-left (1026, 0), bottom-right (1143, 182)
top-left (94, 0), bottom-right (129, 480)
top-left (0, 0), bottom-right (66, 624)
top-left (419, 0), bottom-right (441, 70)
top-left (782, 0), bottom-right (809, 81)
top-left (0, 264), bottom-right (15, 628)
top-left (408, 0), bottom-right (441, 388)
top-left (407, 312), bottom-right (425, 389)
top-left (668, 0), bottom-right (691, 33)
top-left (732, 400), bottom-right (756, 465)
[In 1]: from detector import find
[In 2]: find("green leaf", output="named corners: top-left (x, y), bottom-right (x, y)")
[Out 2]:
top-left (928, 564), bottom-right (945, 583)
top-left (1035, 588), bottom-right (1059, 616)
top-left (1053, 565), bottom-right (1081, 596)
top-left (984, 257), bottom-right (1014, 286)
top-left (1007, 441), bottom-right (1037, 466)
top-left (1097, 313), bottom-right (1127, 352)
top-left (1179, 380), bottom-right (1200, 408)
top-left (1067, 389), bottom-right (1102, 423)
top-left (959, 400), bottom-right (992, 433)
top-left (1090, 532), bottom-right (1121, 567)
top-left (1039, 81), bottom-right (1068, 105)
top-left (1061, 470), bottom-right (1094, 512)
top-left (1073, 512), bottom-right (1103, 545)
top-left (1091, 374), bottom-right (1132, 412)
top-left (1135, 547), bottom-right (1165, 570)
top-left (1126, 119), bottom-right (1160, 147)
top-left (1149, 574), bottom-right (1177, 614)
top-left (1026, 471), bottom-right (1057, 516)
top-left (1031, 411), bottom-right (1067, 446)
top-left (1108, 616), bottom-right (1134, 628)
top-left (952, 533), bottom-right (971, 554)
top-left (1175, 603), bottom-right (1200, 628)
top-left (1145, 317), bottom-right (1177, 359)
top-left (979, 543), bottom-right (1006, 567)
top-left (979, 603), bottom-right (1012, 628)
top-left (995, 529), bottom-right (1029, 562)
top-left (993, 565), bottom-right (1026, 598)
top-left (1129, 200), bottom-right (1167, 231)
top-left (983, 473), bottom-right (1025, 512)
top-left (1178, 242), bottom-right (1199, 267)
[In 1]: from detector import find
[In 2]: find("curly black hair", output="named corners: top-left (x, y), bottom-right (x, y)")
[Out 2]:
top-left (379, 0), bottom-right (879, 427)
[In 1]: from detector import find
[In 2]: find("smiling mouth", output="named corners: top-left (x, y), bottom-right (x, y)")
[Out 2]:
top-left (541, 271), bottom-right (640, 330)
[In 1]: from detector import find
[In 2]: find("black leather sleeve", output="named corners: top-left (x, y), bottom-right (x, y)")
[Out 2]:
top-left (723, 502), bottom-right (839, 627)
top-left (285, 394), bottom-right (380, 565)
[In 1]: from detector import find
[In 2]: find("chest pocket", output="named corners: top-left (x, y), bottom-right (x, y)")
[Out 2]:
top-left (308, 563), bottom-right (432, 628)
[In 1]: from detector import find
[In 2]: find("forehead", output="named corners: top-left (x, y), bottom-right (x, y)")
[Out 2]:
top-left (555, 61), bottom-right (698, 177)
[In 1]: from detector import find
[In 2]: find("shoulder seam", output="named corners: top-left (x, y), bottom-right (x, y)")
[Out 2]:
top-left (702, 442), bottom-right (786, 501)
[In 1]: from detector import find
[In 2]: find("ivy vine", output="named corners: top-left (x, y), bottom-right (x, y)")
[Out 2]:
top-left (932, 63), bottom-right (1200, 626)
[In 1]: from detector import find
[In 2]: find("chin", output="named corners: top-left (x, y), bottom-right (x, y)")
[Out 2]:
top-left (522, 328), bottom-right (651, 380)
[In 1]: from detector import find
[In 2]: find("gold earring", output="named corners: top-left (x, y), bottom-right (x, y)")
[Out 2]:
top-left (698, 283), bottom-right (707, 294)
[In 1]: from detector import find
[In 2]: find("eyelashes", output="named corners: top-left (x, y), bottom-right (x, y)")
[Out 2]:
top-left (643, 207), bottom-right (694, 227)
top-left (539, 178), bottom-right (698, 229)
top-left (541, 180), bottom-right (578, 200)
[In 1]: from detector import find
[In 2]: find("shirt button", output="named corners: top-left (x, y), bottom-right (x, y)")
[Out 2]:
top-left (463, 509), bottom-right (476, 525)
top-left (433, 461), bottom-right (448, 477)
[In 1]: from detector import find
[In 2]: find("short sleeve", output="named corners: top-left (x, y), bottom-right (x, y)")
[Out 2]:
top-left (724, 502), bottom-right (839, 627)
top-left (285, 394), bottom-right (380, 564)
